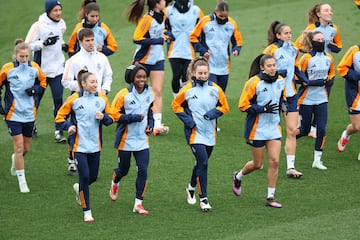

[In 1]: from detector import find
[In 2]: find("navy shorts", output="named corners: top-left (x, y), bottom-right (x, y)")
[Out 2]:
top-left (6, 121), bottom-right (35, 137)
top-left (283, 95), bottom-right (299, 113)
top-left (141, 60), bottom-right (165, 72)
top-left (348, 108), bottom-right (360, 115)
top-left (246, 138), bottom-right (281, 148)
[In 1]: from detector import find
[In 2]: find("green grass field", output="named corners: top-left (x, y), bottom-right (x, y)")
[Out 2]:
top-left (1, 0), bottom-right (360, 239)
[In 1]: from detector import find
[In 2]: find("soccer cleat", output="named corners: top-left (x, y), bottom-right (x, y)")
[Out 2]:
top-left (266, 197), bottom-right (282, 208)
top-left (358, 152), bottom-right (360, 161)
top-left (19, 182), bottom-right (30, 193)
top-left (84, 210), bottom-right (94, 222)
top-left (55, 130), bottom-right (66, 143)
top-left (185, 187), bottom-right (196, 205)
top-left (10, 153), bottom-right (16, 176)
top-left (109, 182), bottom-right (119, 201)
top-left (153, 124), bottom-right (169, 136)
top-left (73, 183), bottom-right (82, 206)
top-left (68, 162), bottom-right (78, 176)
top-left (232, 172), bottom-right (242, 196)
top-left (312, 161), bottom-right (327, 170)
top-left (337, 130), bottom-right (349, 152)
top-left (200, 199), bottom-right (212, 212)
top-left (286, 168), bottom-right (303, 179)
top-left (133, 204), bottom-right (149, 215)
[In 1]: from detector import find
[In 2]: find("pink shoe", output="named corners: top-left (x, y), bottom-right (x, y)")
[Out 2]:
top-left (153, 124), bottom-right (169, 136)
top-left (232, 172), bottom-right (241, 196)
top-left (109, 182), bottom-right (119, 201)
top-left (266, 198), bottom-right (282, 208)
top-left (133, 204), bottom-right (149, 215)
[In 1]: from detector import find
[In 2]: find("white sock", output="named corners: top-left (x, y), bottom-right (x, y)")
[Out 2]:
top-left (314, 150), bottom-right (323, 163)
top-left (235, 170), bottom-right (244, 181)
top-left (68, 158), bottom-right (75, 164)
top-left (135, 198), bottom-right (142, 206)
top-left (153, 113), bottom-right (162, 129)
top-left (286, 155), bottom-right (295, 169)
top-left (267, 187), bottom-right (275, 199)
top-left (16, 170), bottom-right (26, 185)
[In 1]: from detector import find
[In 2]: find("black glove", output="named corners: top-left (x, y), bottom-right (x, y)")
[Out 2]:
top-left (62, 43), bottom-right (68, 52)
top-left (0, 104), bottom-right (5, 115)
top-left (43, 36), bottom-right (59, 46)
top-left (263, 100), bottom-right (279, 114)
top-left (25, 87), bottom-right (35, 96)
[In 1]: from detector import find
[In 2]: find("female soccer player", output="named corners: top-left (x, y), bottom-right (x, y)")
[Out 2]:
top-left (67, 2), bottom-right (118, 57)
top-left (55, 70), bottom-right (113, 222)
top-left (165, 0), bottom-right (203, 95)
top-left (296, 31), bottom-right (335, 170)
top-left (171, 57), bottom-right (229, 211)
top-left (108, 64), bottom-right (155, 215)
top-left (232, 54), bottom-right (285, 208)
top-left (126, 0), bottom-right (169, 135)
top-left (0, 41), bottom-right (47, 193)
top-left (263, 21), bottom-right (304, 179)
top-left (336, 43), bottom-right (360, 160)
top-left (294, 3), bottom-right (342, 137)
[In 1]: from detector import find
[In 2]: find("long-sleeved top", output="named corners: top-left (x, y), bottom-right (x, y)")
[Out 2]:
top-left (190, 13), bottom-right (242, 75)
top-left (133, 12), bottom-right (165, 65)
top-left (55, 91), bottom-right (112, 153)
top-left (337, 44), bottom-right (360, 111)
top-left (238, 73), bottom-right (285, 141)
top-left (25, 13), bottom-right (66, 78)
top-left (171, 80), bottom-right (229, 146)
top-left (111, 84), bottom-right (154, 151)
top-left (62, 47), bottom-right (113, 93)
top-left (263, 40), bottom-right (299, 98)
top-left (0, 60), bottom-right (47, 122)
top-left (165, 3), bottom-right (203, 60)
top-left (297, 51), bottom-right (335, 106)
top-left (294, 22), bottom-right (342, 53)
top-left (67, 20), bottom-right (118, 57)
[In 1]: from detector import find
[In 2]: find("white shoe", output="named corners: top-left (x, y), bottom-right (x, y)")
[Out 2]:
top-left (68, 162), bottom-right (78, 176)
top-left (109, 182), bottom-right (119, 201)
top-left (312, 161), bottom-right (327, 170)
top-left (73, 183), bottom-right (81, 206)
top-left (10, 153), bottom-right (16, 176)
top-left (200, 199), bottom-right (212, 212)
top-left (186, 187), bottom-right (196, 205)
top-left (133, 204), bottom-right (149, 215)
top-left (358, 152), bottom-right (360, 161)
top-left (55, 130), bottom-right (66, 143)
top-left (19, 182), bottom-right (30, 193)
top-left (84, 210), bottom-right (94, 222)
top-left (337, 130), bottom-right (350, 152)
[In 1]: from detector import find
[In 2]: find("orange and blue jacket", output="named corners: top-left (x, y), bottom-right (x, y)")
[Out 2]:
top-left (0, 60), bottom-right (46, 122)
top-left (67, 20), bottom-right (118, 57)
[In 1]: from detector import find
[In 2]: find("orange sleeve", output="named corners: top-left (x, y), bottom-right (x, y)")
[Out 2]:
top-left (101, 22), bottom-right (118, 53)
top-left (133, 15), bottom-right (152, 42)
top-left (214, 84), bottom-right (230, 114)
top-left (229, 17), bottom-right (242, 46)
top-left (190, 15), bottom-right (210, 44)
top-left (110, 88), bottom-right (128, 122)
top-left (326, 53), bottom-right (336, 80)
top-left (31, 61), bottom-right (47, 89)
top-left (337, 45), bottom-right (359, 77)
top-left (331, 24), bottom-right (343, 49)
top-left (0, 62), bottom-right (13, 86)
top-left (67, 23), bottom-right (83, 54)
top-left (171, 83), bottom-right (192, 113)
top-left (238, 76), bottom-right (260, 112)
top-left (298, 53), bottom-right (311, 72)
top-left (55, 93), bottom-right (78, 123)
